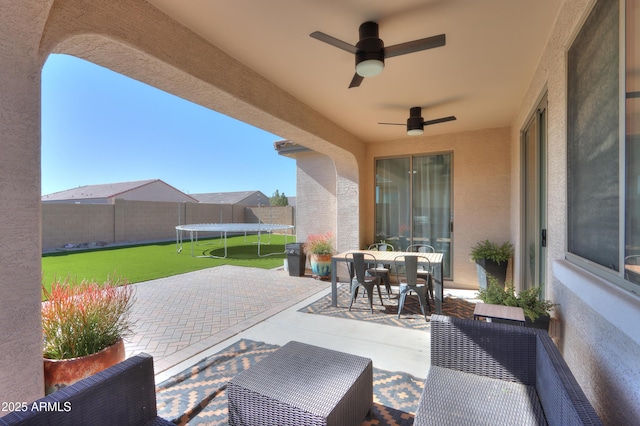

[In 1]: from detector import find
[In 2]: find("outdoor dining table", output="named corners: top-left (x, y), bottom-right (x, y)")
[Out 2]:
top-left (331, 250), bottom-right (445, 314)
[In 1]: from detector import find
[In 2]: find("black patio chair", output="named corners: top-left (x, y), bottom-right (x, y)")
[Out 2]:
top-left (406, 244), bottom-right (435, 301)
top-left (367, 243), bottom-right (394, 297)
top-left (346, 252), bottom-right (384, 314)
top-left (394, 254), bottom-right (431, 321)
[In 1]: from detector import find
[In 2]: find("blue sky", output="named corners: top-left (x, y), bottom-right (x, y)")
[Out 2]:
top-left (41, 54), bottom-right (296, 197)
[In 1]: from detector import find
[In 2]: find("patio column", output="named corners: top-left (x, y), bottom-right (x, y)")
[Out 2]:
top-left (334, 158), bottom-right (359, 252)
top-left (0, 0), bottom-right (50, 403)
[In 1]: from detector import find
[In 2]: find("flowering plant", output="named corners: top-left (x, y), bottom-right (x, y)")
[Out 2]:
top-left (305, 233), bottom-right (334, 255)
top-left (42, 275), bottom-right (135, 360)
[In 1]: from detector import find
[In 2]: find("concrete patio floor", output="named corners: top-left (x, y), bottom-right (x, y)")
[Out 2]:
top-left (125, 264), bottom-right (476, 385)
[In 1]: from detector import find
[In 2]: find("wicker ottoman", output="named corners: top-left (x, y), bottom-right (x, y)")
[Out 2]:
top-left (228, 341), bottom-right (373, 426)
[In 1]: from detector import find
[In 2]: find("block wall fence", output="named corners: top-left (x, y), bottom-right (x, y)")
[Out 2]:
top-left (42, 200), bottom-right (295, 251)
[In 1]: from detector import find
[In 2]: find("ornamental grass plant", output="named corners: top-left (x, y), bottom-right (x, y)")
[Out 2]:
top-left (42, 274), bottom-right (135, 360)
top-left (305, 233), bottom-right (334, 255)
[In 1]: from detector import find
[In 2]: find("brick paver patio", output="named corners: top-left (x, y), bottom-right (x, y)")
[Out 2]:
top-left (126, 265), bottom-right (327, 372)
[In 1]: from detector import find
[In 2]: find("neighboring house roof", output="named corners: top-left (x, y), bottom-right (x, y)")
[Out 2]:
top-left (41, 179), bottom-right (198, 203)
top-left (191, 191), bottom-right (269, 205)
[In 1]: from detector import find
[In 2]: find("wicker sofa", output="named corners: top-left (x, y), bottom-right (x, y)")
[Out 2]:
top-left (415, 315), bottom-right (602, 425)
top-left (0, 353), bottom-right (171, 426)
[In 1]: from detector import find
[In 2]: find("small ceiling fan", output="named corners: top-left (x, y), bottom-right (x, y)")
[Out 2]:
top-left (310, 21), bottom-right (446, 88)
top-left (379, 107), bottom-right (456, 135)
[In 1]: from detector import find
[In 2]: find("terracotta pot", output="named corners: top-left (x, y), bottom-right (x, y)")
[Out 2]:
top-left (43, 338), bottom-right (125, 395)
top-left (310, 253), bottom-right (332, 280)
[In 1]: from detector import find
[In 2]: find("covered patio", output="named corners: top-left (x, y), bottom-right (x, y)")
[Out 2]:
top-left (130, 265), bottom-right (475, 424)
top-left (125, 265), bottom-right (479, 381)
top-left (1, 0), bottom-right (639, 424)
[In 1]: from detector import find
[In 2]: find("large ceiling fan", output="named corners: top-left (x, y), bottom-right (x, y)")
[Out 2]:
top-left (379, 107), bottom-right (456, 135)
top-left (310, 21), bottom-right (446, 88)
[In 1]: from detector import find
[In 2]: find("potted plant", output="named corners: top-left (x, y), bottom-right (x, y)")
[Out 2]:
top-left (470, 239), bottom-right (514, 288)
top-left (41, 274), bottom-right (135, 394)
top-left (477, 275), bottom-right (556, 330)
top-left (305, 233), bottom-right (334, 280)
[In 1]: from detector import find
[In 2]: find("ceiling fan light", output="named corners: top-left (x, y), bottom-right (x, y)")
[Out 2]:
top-left (355, 59), bottom-right (384, 77)
top-left (407, 113), bottom-right (424, 136)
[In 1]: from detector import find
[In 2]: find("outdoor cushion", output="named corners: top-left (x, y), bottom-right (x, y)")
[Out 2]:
top-left (416, 365), bottom-right (545, 425)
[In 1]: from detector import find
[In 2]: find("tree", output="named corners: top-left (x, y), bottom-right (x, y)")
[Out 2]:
top-left (270, 189), bottom-right (289, 206)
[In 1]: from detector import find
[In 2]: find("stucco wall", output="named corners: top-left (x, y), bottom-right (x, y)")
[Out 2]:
top-left (295, 152), bottom-right (337, 245)
top-left (365, 127), bottom-right (512, 289)
top-left (0, 0), bottom-right (53, 405)
top-left (552, 261), bottom-right (640, 424)
top-left (509, 0), bottom-right (640, 422)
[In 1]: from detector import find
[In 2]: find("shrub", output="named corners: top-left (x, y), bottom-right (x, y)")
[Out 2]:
top-left (470, 240), bottom-right (514, 264)
top-left (305, 233), bottom-right (334, 255)
top-left (477, 275), bottom-right (556, 321)
top-left (42, 274), bottom-right (135, 360)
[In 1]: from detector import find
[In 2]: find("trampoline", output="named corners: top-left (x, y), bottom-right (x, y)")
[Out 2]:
top-left (175, 223), bottom-right (295, 258)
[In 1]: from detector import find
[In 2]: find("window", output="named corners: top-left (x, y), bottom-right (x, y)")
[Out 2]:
top-left (625, 0), bottom-right (640, 285)
top-left (567, 0), bottom-right (640, 294)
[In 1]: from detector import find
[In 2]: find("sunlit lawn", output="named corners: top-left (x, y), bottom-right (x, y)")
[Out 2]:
top-left (42, 234), bottom-right (293, 294)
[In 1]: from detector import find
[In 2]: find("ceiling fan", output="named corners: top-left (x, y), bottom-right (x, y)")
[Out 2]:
top-left (379, 107), bottom-right (456, 135)
top-left (310, 21), bottom-right (446, 88)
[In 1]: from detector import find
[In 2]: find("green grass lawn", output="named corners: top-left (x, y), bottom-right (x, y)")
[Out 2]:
top-left (42, 234), bottom-right (293, 293)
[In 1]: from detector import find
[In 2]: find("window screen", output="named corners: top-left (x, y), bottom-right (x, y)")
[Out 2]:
top-left (567, 0), bottom-right (620, 271)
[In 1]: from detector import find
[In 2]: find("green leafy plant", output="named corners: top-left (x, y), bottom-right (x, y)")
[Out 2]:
top-left (42, 274), bottom-right (135, 360)
top-left (269, 189), bottom-right (289, 206)
top-left (305, 233), bottom-right (334, 255)
top-left (477, 275), bottom-right (556, 321)
top-left (470, 240), bottom-right (514, 264)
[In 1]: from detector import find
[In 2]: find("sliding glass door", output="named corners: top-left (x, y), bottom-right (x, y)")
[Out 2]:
top-left (522, 97), bottom-right (547, 292)
top-left (375, 154), bottom-right (453, 279)
top-left (375, 157), bottom-right (411, 246)
top-left (413, 155), bottom-right (453, 278)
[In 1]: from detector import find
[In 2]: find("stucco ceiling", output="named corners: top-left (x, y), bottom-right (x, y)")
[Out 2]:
top-left (147, 0), bottom-right (561, 143)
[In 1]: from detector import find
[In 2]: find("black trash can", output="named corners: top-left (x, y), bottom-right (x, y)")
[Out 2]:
top-left (285, 242), bottom-right (306, 277)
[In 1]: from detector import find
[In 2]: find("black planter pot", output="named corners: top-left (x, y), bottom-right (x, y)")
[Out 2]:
top-left (491, 314), bottom-right (551, 331)
top-left (525, 314), bottom-right (551, 331)
top-left (476, 258), bottom-right (508, 289)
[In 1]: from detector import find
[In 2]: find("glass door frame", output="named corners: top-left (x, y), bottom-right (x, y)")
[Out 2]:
top-left (374, 151), bottom-right (454, 280)
top-left (520, 93), bottom-right (548, 293)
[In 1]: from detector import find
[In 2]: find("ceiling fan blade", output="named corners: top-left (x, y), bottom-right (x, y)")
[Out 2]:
top-left (378, 122), bottom-right (405, 126)
top-left (310, 31), bottom-right (358, 54)
top-left (349, 73), bottom-right (364, 88)
top-left (385, 34), bottom-right (446, 58)
top-left (423, 115), bottom-right (457, 126)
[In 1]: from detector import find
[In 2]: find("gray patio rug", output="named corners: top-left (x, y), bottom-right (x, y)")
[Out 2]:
top-left (156, 339), bottom-right (423, 425)
top-left (299, 284), bottom-right (477, 331)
